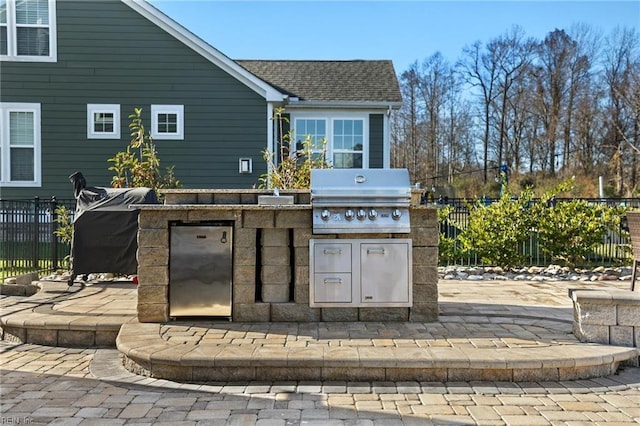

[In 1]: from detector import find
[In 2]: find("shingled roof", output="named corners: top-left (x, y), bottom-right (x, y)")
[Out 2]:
top-left (236, 60), bottom-right (402, 105)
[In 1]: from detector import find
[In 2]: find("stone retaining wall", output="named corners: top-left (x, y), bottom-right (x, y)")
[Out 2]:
top-left (570, 289), bottom-right (640, 348)
top-left (135, 190), bottom-right (438, 323)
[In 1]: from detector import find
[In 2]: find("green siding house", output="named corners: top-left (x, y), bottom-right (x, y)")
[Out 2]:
top-left (0, 0), bottom-right (402, 200)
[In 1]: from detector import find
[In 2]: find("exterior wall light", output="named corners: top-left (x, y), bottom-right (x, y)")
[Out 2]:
top-left (239, 158), bottom-right (252, 174)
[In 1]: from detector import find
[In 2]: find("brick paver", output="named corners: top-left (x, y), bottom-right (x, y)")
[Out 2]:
top-left (2, 278), bottom-right (640, 424)
top-left (0, 342), bottom-right (639, 424)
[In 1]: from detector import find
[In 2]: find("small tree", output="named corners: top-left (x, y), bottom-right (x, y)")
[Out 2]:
top-left (108, 108), bottom-right (180, 191)
top-left (259, 107), bottom-right (331, 189)
top-left (53, 204), bottom-right (73, 270)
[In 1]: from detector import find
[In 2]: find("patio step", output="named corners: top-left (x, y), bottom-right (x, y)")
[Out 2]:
top-left (116, 321), bottom-right (640, 383)
top-left (0, 280), bottom-right (137, 348)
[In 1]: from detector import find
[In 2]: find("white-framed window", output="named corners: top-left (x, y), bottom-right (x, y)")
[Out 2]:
top-left (293, 113), bottom-right (368, 169)
top-left (0, 102), bottom-right (41, 187)
top-left (294, 118), bottom-right (326, 156)
top-left (332, 119), bottom-right (364, 168)
top-left (87, 104), bottom-right (120, 139)
top-left (151, 105), bottom-right (184, 140)
top-left (0, 0), bottom-right (57, 62)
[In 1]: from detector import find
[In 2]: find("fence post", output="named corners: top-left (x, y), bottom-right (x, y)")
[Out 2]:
top-left (32, 196), bottom-right (40, 270)
top-left (51, 196), bottom-right (58, 270)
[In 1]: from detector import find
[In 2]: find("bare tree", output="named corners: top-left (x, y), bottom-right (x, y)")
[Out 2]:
top-left (557, 24), bottom-right (599, 173)
top-left (602, 27), bottom-right (640, 195)
top-left (417, 53), bottom-right (454, 186)
top-left (489, 27), bottom-right (536, 173)
top-left (392, 23), bottom-right (639, 198)
top-left (458, 41), bottom-right (500, 184)
top-left (393, 63), bottom-right (427, 184)
top-left (533, 29), bottom-right (580, 176)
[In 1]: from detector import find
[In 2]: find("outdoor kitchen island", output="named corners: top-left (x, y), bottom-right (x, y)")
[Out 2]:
top-left (121, 189), bottom-right (635, 383)
top-left (133, 187), bottom-right (438, 324)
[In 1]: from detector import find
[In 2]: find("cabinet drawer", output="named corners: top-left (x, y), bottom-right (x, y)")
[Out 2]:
top-left (314, 273), bottom-right (352, 303)
top-left (313, 243), bottom-right (352, 273)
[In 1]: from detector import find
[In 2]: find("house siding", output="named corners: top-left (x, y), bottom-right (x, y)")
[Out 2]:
top-left (0, 0), bottom-right (267, 199)
top-left (369, 114), bottom-right (384, 168)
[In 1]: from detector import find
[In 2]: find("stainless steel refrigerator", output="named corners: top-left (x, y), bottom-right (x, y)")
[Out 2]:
top-left (169, 222), bottom-right (233, 317)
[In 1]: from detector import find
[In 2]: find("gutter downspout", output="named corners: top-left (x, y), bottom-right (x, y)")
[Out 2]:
top-left (267, 102), bottom-right (275, 186)
top-left (383, 106), bottom-right (391, 168)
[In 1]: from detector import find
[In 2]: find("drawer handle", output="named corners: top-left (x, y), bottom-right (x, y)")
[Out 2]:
top-left (323, 278), bottom-right (342, 284)
top-left (367, 248), bottom-right (385, 255)
top-left (323, 249), bottom-right (342, 255)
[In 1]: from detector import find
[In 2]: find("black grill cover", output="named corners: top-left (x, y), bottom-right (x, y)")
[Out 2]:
top-left (69, 172), bottom-right (158, 277)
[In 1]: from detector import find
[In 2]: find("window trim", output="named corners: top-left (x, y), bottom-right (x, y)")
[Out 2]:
top-left (86, 104), bottom-right (120, 139)
top-left (151, 104), bottom-right (184, 140)
top-left (0, 0), bottom-right (57, 62)
top-left (0, 102), bottom-right (41, 187)
top-left (292, 112), bottom-right (369, 169)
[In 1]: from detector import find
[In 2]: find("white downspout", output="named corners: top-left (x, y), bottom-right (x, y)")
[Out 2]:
top-left (383, 107), bottom-right (391, 168)
top-left (267, 102), bottom-right (274, 180)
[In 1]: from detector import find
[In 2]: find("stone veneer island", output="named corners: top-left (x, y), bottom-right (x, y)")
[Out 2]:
top-left (134, 189), bottom-right (438, 323)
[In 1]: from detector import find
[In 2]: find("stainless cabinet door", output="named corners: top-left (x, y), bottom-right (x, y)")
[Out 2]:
top-left (360, 242), bottom-right (410, 304)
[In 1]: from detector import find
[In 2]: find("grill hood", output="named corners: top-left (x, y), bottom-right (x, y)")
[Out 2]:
top-left (310, 169), bottom-right (411, 205)
top-left (310, 169), bottom-right (412, 233)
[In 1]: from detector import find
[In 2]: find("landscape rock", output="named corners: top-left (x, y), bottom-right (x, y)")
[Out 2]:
top-left (439, 265), bottom-right (632, 282)
top-left (467, 275), bottom-right (484, 281)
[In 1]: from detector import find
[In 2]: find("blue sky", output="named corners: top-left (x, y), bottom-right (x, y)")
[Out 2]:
top-left (150, 1), bottom-right (640, 73)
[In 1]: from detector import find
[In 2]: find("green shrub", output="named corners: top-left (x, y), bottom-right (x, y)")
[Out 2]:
top-left (530, 180), bottom-right (627, 266)
top-left (437, 205), bottom-right (462, 264)
top-left (457, 188), bottom-right (536, 268)
top-left (452, 177), bottom-right (628, 268)
top-left (53, 205), bottom-right (73, 269)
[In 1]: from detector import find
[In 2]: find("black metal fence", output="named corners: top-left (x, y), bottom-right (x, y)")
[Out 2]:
top-left (0, 197), bottom-right (76, 279)
top-left (436, 197), bottom-right (640, 267)
top-left (1, 197), bottom-right (637, 279)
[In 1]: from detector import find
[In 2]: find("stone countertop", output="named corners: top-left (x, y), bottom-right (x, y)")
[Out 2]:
top-left (133, 203), bottom-right (312, 211)
top-left (134, 204), bottom-right (435, 211)
top-left (158, 188), bottom-right (310, 194)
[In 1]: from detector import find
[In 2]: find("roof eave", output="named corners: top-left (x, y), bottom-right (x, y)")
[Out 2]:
top-left (122, 0), bottom-right (286, 102)
top-left (285, 100), bottom-right (403, 110)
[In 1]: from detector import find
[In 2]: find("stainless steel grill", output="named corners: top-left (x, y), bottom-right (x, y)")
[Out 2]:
top-left (310, 169), bottom-right (411, 234)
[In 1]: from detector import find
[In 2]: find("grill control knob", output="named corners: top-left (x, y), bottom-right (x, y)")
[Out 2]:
top-left (321, 209), bottom-right (331, 221)
top-left (344, 209), bottom-right (355, 221)
top-left (392, 209), bottom-right (402, 220)
top-left (357, 209), bottom-right (367, 220)
top-left (368, 209), bottom-right (378, 220)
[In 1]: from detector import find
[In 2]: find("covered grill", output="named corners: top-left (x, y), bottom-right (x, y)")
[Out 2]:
top-left (310, 168), bottom-right (411, 234)
top-left (309, 169), bottom-right (413, 308)
top-left (67, 172), bottom-right (158, 286)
